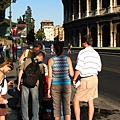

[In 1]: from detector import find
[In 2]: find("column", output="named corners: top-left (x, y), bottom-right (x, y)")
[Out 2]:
top-left (113, 24), bottom-right (117, 47)
top-left (114, 0), bottom-right (117, 7)
top-left (87, 26), bottom-right (90, 35)
top-left (72, 0), bottom-right (74, 20)
top-left (97, 23), bottom-right (102, 47)
top-left (97, 0), bottom-right (102, 15)
top-left (110, 0), bottom-right (113, 13)
top-left (110, 21), bottom-right (114, 47)
top-left (86, 0), bottom-right (91, 17)
top-left (79, 32), bottom-right (82, 47)
top-left (78, 0), bottom-right (81, 19)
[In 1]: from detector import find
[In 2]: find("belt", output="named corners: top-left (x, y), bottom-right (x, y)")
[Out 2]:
top-left (81, 75), bottom-right (93, 78)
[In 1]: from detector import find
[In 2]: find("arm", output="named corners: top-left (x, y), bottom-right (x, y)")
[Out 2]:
top-left (72, 70), bottom-right (80, 86)
top-left (47, 58), bottom-right (53, 98)
top-left (17, 69), bottom-right (23, 91)
top-left (18, 49), bottom-right (26, 63)
top-left (68, 57), bottom-right (74, 77)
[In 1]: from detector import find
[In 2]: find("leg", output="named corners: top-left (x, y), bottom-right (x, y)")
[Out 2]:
top-left (72, 99), bottom-right (80, 120)
top-left (52, 85), bottom-right (61, 119)
top-left (55, 116), bottom-right (61, 120)
top-left (0, 116), bottom-right (5, 120)
top-left (30, 86), bottom-right (39, 120)
top-left (88, 97), bottom-right (94, 120)
top-left (62, 85), bottom-right (71, 120)
top-left (21, 85), bottom-right (29, 120)
top-left (64, 115), bottom-right (71, 120)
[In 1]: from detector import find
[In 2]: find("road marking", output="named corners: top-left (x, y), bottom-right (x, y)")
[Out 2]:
top-left (102, 67), bottom-right (120, 73)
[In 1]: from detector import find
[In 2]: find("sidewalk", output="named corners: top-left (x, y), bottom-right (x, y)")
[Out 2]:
top-left (5, 62), bottom-right (120, 120)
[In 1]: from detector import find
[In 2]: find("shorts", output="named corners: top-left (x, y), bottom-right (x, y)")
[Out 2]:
top-left (74, 75), bottom-right (98, 102)
top-left (0, 95), bottom-right (7, 116)
top-left (52, 84), bottom-right (71, 117)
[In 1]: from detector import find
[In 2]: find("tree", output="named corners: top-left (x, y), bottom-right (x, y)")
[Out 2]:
top-left (24, 6), bottom-right (35, 44)
top-left (36, 29), bottom-right (46, 40)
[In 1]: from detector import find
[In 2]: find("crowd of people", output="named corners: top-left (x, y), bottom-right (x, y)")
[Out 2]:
top-left (0, 35), bottom-right (102, 120)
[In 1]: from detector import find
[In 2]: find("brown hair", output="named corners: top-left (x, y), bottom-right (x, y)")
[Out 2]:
top-left (54, 42), bottom-right (63, 56)
top-left (33, 42), bottom-right (43, 49)
top-left (82, 35), bottom-right (93, 46)
top-left (0, 58), bottom-right (14, 70)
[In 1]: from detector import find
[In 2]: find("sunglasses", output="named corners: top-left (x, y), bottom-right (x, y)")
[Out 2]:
top-left (8, 65), bottom-right (14, 70)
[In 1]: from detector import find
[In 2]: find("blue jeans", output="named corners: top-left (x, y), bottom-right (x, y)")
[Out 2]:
top-left (21, 85), bottom-right (39, 120)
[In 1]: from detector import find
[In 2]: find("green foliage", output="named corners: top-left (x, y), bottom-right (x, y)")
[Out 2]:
top-left (36, 29), bottom-right (46, 40)
top-left (16, 38), bottom-right (21, 44)
top-left (25, 6), bottom-right (34, 34)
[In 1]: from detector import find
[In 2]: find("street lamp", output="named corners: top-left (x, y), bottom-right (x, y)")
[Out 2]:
top-left (8, 0), bottom-right (17, 60)
top-left (9, 0), bottom-right (17, 32)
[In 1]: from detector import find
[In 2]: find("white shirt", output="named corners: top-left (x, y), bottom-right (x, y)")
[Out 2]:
top-left (75, 46), bottom-right (102, 77)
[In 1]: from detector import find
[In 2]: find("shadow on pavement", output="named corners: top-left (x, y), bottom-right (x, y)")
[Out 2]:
top-left (71, 105), bottom-right (120, 120)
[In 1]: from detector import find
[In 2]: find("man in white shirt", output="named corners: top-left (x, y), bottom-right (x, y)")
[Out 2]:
top-left (72, 35), bottom-right (102, 120)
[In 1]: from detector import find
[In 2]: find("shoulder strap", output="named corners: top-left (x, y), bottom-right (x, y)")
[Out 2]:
top-left (25, 49), bottom-right (29, 58)
top-left (0, 70), bottom-right (6, 79)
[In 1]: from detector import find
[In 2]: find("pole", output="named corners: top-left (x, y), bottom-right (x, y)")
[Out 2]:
top-left (9, 1), bottom-right (12, 31)
top-left (9, 1), bottom-right (13, 59)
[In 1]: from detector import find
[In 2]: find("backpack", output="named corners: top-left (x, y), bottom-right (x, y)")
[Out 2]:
top-left (23, 58), bottom-right (41, 88)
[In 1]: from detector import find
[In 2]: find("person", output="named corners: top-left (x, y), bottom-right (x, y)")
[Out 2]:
top-left (47, 42), bottom-right (74, 120)
top-left (12, 42), bottom-right (17, 61)
top-left (50, 44), bottom-right (54, 54)
top-left (0, 59), bottom-right (14, 120)
top-left (18, 42), bottom-right (43, 65)
top-left (42, 44), bottom-right (46, 54)
top-left (67, 43), bottom-right (72, 54)
top-left (17, 50), bottom-right (45, 120)
top-left (72, 35), bottom-right (102, 120)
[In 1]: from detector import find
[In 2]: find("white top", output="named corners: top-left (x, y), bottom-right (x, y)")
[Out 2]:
top-left (75, 46), bottom-right (102, 77)
top-left (0, 75), bottom-right (7, 95)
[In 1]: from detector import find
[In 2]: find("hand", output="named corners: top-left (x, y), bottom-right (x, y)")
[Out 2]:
top-left (72, 80), bottom-right (76, 88)
top-left (17, 84), bottom-right (21, 91)
top-left (7, 80), bottom-right (14, 86)
top-left (47, 90), bottom-right (51, 98)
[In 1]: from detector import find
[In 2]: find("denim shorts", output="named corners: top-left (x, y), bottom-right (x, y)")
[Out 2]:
top-left (51, 84), bottom-right (71, 117)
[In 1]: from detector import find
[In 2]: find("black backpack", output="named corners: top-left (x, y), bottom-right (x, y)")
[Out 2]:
top-left (23, 58), bottom-right (41, 88)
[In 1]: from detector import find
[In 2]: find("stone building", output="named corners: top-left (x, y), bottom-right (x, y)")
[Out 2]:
top-left (41, 20), bottom-right (54, 41)
top-left (62, 0), bottom-right (120, 47)
top-left (54, 25), bottom-right (64, 41)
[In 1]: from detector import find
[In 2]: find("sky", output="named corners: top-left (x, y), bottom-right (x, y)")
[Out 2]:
top-left (5, 0), bottom-right (63, 30)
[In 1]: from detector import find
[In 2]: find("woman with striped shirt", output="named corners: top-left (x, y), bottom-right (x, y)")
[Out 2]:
top-left (47, 42), bottom-right (74, 120)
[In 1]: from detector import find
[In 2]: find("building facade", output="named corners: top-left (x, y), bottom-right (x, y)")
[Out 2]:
top-left (41, 20), bottom-right (54, 41)
top-left (62, 0), bottom-right (120, 47)
top-left (54, 25), bottom-right (64, 41)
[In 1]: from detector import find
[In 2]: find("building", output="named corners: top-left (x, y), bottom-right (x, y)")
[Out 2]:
top-left (41, 20), bottom-right (54, 41)
top-left (62, 0), bottom-right (120, 47)
top-left (54, 25), bottom-right (64, 41)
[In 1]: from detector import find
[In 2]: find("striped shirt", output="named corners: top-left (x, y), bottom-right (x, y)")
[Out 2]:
top-left (51, 55), bottom-right (71, 85)
top-left (75, 47), bottom-right (102, 77)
